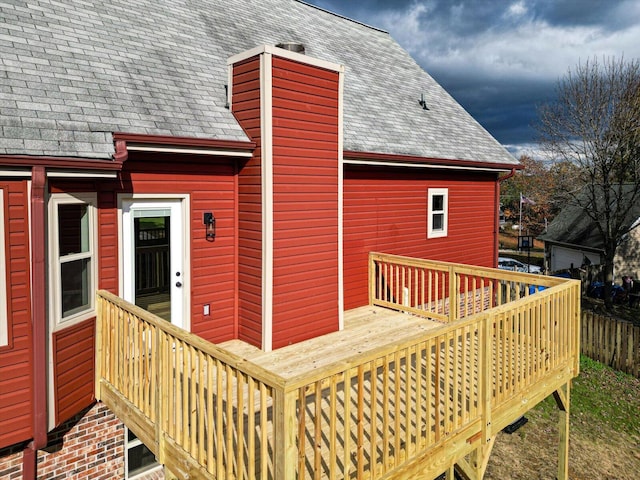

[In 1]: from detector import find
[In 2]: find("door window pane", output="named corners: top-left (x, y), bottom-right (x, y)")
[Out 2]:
top-left (133, 216), bottom-right (171, 321)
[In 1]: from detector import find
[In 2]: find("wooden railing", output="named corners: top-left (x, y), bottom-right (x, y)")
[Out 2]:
top-left (279, 313), bottom-right (490, 479)
top-left (96, 253), bottom-right (581, 479)
top-left (95, 291), bottom-right (283, 479)
top-left (369, 252), bottom-right (570, 323)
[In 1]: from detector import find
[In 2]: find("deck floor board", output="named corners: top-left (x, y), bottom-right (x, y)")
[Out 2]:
top-left (220, 306), bottom-right (442, 380)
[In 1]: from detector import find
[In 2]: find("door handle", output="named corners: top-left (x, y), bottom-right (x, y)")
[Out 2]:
top-left (176, 281), bottom-right (182, 288)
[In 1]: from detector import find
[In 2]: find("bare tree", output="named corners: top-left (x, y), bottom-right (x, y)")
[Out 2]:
top-left (537, 56), bottom-right (640, 307)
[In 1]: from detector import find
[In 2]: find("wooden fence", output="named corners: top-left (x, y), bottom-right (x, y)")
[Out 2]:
top-left (581, 310), bottom-right (640, 377)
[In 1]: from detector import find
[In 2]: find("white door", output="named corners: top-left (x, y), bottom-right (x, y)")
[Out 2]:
top-left (122, 199), bottom-right (185, 328)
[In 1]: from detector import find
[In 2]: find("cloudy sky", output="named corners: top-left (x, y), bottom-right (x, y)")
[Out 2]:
top-left (305, 0), bottom-right (640, 158)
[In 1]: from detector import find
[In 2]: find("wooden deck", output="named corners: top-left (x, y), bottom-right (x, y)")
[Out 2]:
top-left (95, 253), bottom-right (581, 480)
top-left (219, 305), bottom-right (441, 379)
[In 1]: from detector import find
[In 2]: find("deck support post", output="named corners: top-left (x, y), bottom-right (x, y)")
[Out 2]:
top-left (458, 435), bottom-right (495, 480)
top-left (455, 440), bottom-right (496, 480)
top-left (553, 382), bottom-right (570, 480)
top-left (274, 388), bottom-right (298, 479)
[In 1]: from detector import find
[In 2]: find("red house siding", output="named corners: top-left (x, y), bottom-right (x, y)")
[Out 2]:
top-left (47, 157), bottom-right (238, 426)
top-left (0, 181), bottom-right (33, 449)
top-left (232, 57), bottom-right (264, 348)
top-left (343, 165), bottom-right (498, 310)
top-left (98, 157), bottom-right (238, 342)
top-left (271, 56), bottom-right (340, 348)
top-left (52, 319), bottom-right (94, 425)
top-left (97, 186), bottom-right (118, 293)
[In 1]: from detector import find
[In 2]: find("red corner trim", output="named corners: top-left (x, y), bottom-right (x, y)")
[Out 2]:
top-left (24, 166), bottom-right (47, 480)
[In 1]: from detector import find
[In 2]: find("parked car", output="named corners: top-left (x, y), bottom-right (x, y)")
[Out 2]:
top-left (498, 256), bottom-right (542, 274)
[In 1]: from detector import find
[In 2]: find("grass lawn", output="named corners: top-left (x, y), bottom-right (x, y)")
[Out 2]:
top-left (485, 356), bottom-right (640, 479)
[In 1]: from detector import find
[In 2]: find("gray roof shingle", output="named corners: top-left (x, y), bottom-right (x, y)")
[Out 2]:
top-left (0, 0), bottom-right (517, 165)
top-left (539, 186), bottom-right (640, 250)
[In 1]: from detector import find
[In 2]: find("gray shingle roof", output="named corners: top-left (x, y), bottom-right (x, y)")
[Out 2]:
top-left (539, 186), bottom-right (640, 250)
top-left (0, 0), bottom-right (517, 165)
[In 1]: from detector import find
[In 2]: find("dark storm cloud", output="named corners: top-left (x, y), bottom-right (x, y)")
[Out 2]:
top-left (436, 74), bottom-right (552, 146)
top-left (304, 0), bottom-right (640, 155)
top-left (534, 0), bottom-right (639, 29)
top-left (313, 1), bottom-right (511, 35)
top-left (311, 0), bottom-right (638, 33)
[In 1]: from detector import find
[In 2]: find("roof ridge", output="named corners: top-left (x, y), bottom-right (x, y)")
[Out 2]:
top-left (294, 0), bottom-right (388, 34)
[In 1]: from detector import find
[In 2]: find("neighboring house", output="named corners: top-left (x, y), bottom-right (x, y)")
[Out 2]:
top-left (539, 188), bottom-right (640, 278)
top-left (0, 0), bottom-right (530, 478)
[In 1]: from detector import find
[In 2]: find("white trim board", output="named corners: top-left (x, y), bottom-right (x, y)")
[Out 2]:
top-left (0, 189), bottom-right (7, 347)
top-left (228, 44), bottom-right (344, 74)
top-left (260, 51), bottom-right (274, 352)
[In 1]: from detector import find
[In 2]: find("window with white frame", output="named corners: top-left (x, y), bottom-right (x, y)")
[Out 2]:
top-left (49, 193), bottom-right (97, 328)
top-left (125, 427), bottom-right (159, 479)
top-left (0, 188), bottom-right (8, 347)
top-left (427, 188), bottom-right (448, 238)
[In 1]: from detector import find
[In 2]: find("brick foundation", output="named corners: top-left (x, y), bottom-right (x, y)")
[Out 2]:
top-left (0, 402), bottom-right (164, 480)
top-left (0, 444), bottom-right (24, 480)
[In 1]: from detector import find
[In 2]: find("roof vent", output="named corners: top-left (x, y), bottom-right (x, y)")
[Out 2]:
top-left (276, 42), bottom-right (305, 54)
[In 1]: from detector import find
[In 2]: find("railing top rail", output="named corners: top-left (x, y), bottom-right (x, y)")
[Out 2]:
top-left (96, 289), bottom-right (287, 389)
top-left (370, 251), bottom-right (573, 288)
top-left (371, 252), bottom-right (451, 272)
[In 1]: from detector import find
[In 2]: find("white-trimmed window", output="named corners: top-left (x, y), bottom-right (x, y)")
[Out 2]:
top-left (125, 427), bottom-right (160, 479)
top-left (49, 193), bottom-right (98, 328)
top-left (0, 188), bottom-right (8, 347)
top-left (428, 188), bottom-right (448, 238)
